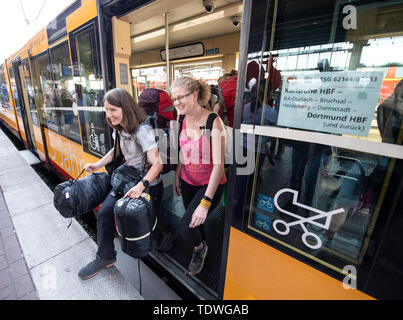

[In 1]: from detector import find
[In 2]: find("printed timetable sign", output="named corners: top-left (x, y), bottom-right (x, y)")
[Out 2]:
top-left (277, 71), bottom-right (383, 136)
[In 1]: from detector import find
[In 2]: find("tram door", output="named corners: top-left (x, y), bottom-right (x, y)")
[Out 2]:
top-left (20, 57), bottom-right (45, 158)
top-left (11, 57), bottom-right (37, 153)
top-left (224, 0), bottom-right (403, 299)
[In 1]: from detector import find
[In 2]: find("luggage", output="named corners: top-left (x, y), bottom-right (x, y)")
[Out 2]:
top-left (138, 88), bottom-right (179, 174)
top-left (110, 164), bottom-right (144, 196)
top-left (138, 88), bottom-right (175, 122)
top-left (53, 171), bottom-right (111, 218)
top-left (114, 193), bottom-right (156, 259)
top-left (219, 75), bottom-right (238, 127)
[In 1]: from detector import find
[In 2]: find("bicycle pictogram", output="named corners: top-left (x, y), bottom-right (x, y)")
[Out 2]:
top-left (273, 188), bottom-right (344, 249)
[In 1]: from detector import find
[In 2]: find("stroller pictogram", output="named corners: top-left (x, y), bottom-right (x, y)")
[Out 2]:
top-left (273, 188), bottom-right (344, 249)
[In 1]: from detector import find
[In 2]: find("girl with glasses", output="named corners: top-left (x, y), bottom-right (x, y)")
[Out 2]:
top-left (170, 77), bottom-right (227, 275)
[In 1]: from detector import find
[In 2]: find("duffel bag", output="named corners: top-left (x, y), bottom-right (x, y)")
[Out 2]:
top-left (53, 170), bottom-right (111, 218)
top-left (114, 193), bottom-right (156, 259)
top-left (110, 164), bottom-right (144, 196)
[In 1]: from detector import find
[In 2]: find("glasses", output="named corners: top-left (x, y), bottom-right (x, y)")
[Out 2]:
top-left (172, 91), bottom-right (194, 104)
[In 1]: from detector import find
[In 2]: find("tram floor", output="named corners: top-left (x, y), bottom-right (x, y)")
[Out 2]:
top-left (158, 187), bottom-right (226, 295)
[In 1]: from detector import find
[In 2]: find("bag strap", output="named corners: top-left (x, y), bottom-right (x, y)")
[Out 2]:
top-left (75, 168), bottom-right (86, 181)
top-left (177, 114), bottom-right (185, 151)
top-left (112, 130), bottom-right (120, 161)
top-left (204, 112), bottom-right (218, 141)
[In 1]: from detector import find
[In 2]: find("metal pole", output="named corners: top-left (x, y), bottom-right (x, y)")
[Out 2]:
top-left (164, 12), bottom-right (170, 88)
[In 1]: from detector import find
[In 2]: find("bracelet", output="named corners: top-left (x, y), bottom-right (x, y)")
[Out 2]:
top-left (199, 198), bottom-right (211, 209)
top-left (202, 195), bottom-right (212, 202)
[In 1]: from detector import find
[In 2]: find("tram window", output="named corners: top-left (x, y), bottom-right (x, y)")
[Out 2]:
top-left (131, 66), bottom-right (167, 99)
top-left (173, 60), bottom-right (223, 85)
top-left (8, 67), bottom-right (22, 118)
top-left (49, 42), bottom-right (81, 144)
top-left (21, 60), bottom-right (39, 127)
top-left (235, 0), bottom-right (403, 296)
top-left (35, 51), bottom-right (61, 135)
top-left (242, 0), bottom-right (403, 147)
top-left (30, 56), bottom-right (47, 127)
top-left (0, 65), bottom-right (11, 111)
top-left (72, 24), bottom-right (109, 157)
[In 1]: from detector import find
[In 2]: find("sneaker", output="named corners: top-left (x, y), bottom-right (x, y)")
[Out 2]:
top-left (157, 232), bottom-right (177, 252)
top-left (188, 242), bottom-right (208, 276)
top-left (78, 255), bottom-right (116, 280)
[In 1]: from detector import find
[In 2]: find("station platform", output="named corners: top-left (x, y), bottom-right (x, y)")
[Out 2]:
top-left (0, 127), bottom-right (180, 300)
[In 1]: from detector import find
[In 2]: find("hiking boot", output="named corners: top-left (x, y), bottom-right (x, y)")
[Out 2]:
top-left (188, 241), bottom-right (208, 276)
top-left (78, 255), bottom-right (116, 280)
top-left (157, 232), bottom-right (177, 252)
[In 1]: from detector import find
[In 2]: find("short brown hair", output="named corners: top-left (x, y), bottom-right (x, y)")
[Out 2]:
top-left (103, 88), bottom-right (146, 133)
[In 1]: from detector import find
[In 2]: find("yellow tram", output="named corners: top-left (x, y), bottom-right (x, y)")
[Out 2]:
top-left (1, 0), bottom-right (403, 300)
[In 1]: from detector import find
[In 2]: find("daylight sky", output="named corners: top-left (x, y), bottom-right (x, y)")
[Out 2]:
top-left (0, 0), bottom-right (75, 62)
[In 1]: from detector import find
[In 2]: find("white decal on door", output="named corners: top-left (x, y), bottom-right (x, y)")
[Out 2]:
top-left (273, 188), bottom-right (344, 249)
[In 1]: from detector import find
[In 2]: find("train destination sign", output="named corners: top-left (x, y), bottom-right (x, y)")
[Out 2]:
top-left (277, 71), bottom-right (383, 136)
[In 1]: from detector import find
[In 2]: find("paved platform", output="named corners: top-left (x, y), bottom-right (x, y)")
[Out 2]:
top-left (0, 128), bottom-right (143, 300)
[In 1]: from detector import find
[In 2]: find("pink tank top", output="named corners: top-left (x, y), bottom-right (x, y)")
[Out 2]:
top-left (179, 118), bottom-right (227, 186)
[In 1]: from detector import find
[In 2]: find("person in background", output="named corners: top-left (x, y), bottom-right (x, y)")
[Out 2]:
top-left (171, 77), bottom-right (227, 276)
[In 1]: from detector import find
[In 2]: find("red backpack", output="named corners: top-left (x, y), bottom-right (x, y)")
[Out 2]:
top-left (219, 75), bottom-right (237, 127)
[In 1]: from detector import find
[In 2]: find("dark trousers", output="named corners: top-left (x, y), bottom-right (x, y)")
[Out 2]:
top-left (178, 179), bottom-right (224, 247)
top-left (96, 181), bottom-right (163, 260)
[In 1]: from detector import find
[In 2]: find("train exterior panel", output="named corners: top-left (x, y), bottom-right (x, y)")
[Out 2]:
top-left (44, 126), bottom-right (104, 179)
top-left (224, 227), bottom-right (373, 299)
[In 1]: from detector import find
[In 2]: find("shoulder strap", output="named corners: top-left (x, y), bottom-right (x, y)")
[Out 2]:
top-left (206, 112), bottom-right (218, 131)
top-left (205, 113), bottom-right (218, 141)
top-left (178, 114), bottom-right (185, 130)
top-left (112, 130), bottom-right (120, 160)
top-left (177, 114), bottom-right (185, 151)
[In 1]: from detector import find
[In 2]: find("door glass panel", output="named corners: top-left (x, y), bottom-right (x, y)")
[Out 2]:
top-left (36, 51), bottom-right (61, 134)
top-left (235, 0), bottom-right (403, 297)
top-left (49, 42), bottom-right (81, 143)
top-left (8, 67), bottom-right (22, 118)
top-left (72, 24), bottom-right (109, 157)
top-left (21, 59), bottom-right (39, 127)
top-left (30, 56), bottom-right (47, 127)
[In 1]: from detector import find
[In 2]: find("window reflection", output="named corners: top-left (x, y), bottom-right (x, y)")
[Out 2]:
top-left (72, 25), bottom-right (108, 157)
top-left (0, 65), bottom-right (11, 111)
top-left (21, 60), bottom-right (39, 127)
top-left (50, 42), bottom-right (81, 143)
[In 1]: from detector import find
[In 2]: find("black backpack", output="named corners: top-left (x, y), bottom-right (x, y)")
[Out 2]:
top-left (53, 171), bottom-right (111, 218)
top-left (110, 164), bottom-right (144, 196)
top-left (114, 194), bottom-right (155, 259)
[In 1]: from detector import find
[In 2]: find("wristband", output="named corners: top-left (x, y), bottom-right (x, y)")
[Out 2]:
top-left (199, 198), bottom-right (211, 209)
top-left (202, 195), bottom-right (212, 202)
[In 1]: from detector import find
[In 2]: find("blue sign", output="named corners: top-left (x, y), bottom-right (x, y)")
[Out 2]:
top-left (257, 194), bottom-right (274, 213)
top-left (255, 212), bottom-right (272, 232)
